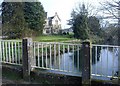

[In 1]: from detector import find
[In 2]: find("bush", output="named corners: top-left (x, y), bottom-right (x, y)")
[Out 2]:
top-left (63, 32), bottom-right (67, 35)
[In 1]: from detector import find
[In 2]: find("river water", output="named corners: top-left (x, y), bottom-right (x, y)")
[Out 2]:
top-left (43, 47), bottom-right (119, 80)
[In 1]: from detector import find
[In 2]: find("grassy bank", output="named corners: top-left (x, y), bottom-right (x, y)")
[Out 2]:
top-left (4, 34), bottom-right (103, 44)
top-left (32, 35), bottom-right (75, 42)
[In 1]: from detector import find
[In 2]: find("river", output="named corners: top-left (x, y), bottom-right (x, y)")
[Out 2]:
top-left (40, 47), bottom-right (119, 80)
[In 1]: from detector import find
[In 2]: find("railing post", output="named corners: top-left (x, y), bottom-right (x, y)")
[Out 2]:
top-left (22, 38), bottom-right (33, 81)
top-left (0, 40), bottom-right (1, 86)
top-left (118, 2), bottom-right (120, 84)
top-left (118, 47), bottom-right (120, 84)
top-left (82, 41), bottom-right (92, 85)
top-left (0, 40), bottom-right (2, 62)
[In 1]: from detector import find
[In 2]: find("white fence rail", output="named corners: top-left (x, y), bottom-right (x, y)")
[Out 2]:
top-left (32, 42), bottom-right (82, 75)
top-left (92, 44), bottom-right (120, 79)
top-left (0, 39), bottom-right (119, 80)
top-left (0, 40), bottom-right (22, 65)
top-left (32, 42), bottom-right (119, 79)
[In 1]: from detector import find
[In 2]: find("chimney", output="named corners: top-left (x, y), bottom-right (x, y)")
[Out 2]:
top-left (45, 12), bottom-right (47, 18)
top-left (55, 12), bottom-right (57, 15)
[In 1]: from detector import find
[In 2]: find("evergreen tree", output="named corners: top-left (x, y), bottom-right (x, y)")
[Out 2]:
top-left (88, 16), bottom-right (102, 36)
top-left (2, 2), bottom-right (26, 38)
top-left (24, 2), bottom-right (45, 34)
top-left (69, 3), bottom-right (104, 42)
top-left (73, 14), bottom-right (89, 39)
top-left (71, 4), bottom-right (89, 40)
top-left (2, 1), bottom-right (45, 38)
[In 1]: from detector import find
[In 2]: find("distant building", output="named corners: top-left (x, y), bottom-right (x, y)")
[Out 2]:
top-left (43, 12), bottom-right (62, 34)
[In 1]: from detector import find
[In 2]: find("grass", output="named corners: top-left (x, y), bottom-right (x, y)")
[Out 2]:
top-left (5, 34), bottom-right (79, 43)
top-left (4, 34), bottom-right (103, 44)
top-left (32, 34), bottom-right (103, 44)
top-left (32, 35), bottom-right (75, 42)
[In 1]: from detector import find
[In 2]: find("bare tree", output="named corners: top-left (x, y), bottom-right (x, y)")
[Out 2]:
top-left (100, 1), bottom-right (120, 83)
top-left (100, 0), bottom-right (119, 19)
top-left (74, 3), bottom-right (99, 17)
top-left (100, 0), bottom-right (120, 46)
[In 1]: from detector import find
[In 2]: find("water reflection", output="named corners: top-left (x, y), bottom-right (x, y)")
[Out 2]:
top-left (92, 46), bottom-right (101, 64)
top-left (36, 47), bottom-right (118, 79)
top-left (92, 47), bottom-right (118, 79)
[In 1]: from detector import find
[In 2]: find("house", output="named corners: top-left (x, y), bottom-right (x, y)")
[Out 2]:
top-left (43, 12), bottom-right (62, 34)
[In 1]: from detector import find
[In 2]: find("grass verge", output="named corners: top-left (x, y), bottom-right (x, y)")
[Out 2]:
top-left (32, 35), bottom-right (75, 42)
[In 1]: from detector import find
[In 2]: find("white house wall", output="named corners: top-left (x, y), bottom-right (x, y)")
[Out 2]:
top-left (45, 19), bottom-right (49, 26)
top-left (52, 16), bottom-right (61, 25)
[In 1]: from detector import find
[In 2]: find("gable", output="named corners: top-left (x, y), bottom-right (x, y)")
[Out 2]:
top-left (54, 13), bottom-right (61, 21)
top-left (52, 13), bottom-right (61, 25)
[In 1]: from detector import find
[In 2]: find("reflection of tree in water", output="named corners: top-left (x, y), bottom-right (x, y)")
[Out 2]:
top-left (73, 48), bottom-right (82, 71)
top-left (92, 46), bottom-right (101, 64)
top-left (92, 46), bottom-right (118, 65)
top-left (107, 47), bottom-right (118, 57)
top-left (73, 46), bottom-right (102, 71)
top-left (73, 46), bottom-right (118, 68)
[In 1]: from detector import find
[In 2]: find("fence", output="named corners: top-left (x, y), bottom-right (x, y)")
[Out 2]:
top-left (0, 38), bottom-right (120, 84)
top-left (92, 44), bottom-right (120, 80)
top-left (32, 41), bottom-right (82, 74)
top-left (0, 40), bottom-right (22, 65)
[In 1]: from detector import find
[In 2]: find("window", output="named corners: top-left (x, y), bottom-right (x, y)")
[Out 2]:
top-left (55, 20), bottom-right (58, 25)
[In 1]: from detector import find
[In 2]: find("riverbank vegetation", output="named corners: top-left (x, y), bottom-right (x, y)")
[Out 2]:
top-left (67, 4), bottom-right (105, 44)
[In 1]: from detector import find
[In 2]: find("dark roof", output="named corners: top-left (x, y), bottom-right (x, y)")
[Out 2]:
top-left (48, 13), bottom-right (61, 21)
top-left (48, 16), bottom-right (54, 20)
top-left (50, 16), bottom-right (54, 19)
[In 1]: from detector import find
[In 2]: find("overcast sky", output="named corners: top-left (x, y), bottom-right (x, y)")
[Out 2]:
top-left (40, 0), bottom-right (105, 28)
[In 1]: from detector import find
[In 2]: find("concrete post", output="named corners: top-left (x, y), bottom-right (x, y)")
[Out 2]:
top-left (82, 41), bottom-right (92, 85)
top-left (118, 2), bottom-right (120, 84)
top-left (0, 40), bottom-right (2, 86)
top-left (118, 48), bottom-right (120, 84)
top-left (22, 38), bottom-right (33, 81)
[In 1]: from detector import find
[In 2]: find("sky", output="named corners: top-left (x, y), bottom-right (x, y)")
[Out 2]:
top-left (40, 0), bottom-right (105, 29)
top-left (0, 0), bottom-right (3, 4)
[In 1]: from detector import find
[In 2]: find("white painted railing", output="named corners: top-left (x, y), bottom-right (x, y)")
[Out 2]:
top-left (92, 44), bottom-right (120, 79)
top-left (0, 40), bottom-right (22, 65)
top-left (32, 42), bottom-right (82, 75)
top-left (0, 39), bottom-right (119, 80)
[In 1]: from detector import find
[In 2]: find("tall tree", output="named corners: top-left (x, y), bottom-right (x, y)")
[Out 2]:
top-left (88, 16), bottom-right (102, 37)
top-left (24, 2), bottom-right (45, 34)
top-left (70, 4), bottom-right (89, 40)
top-left (2, 2), bottom-right (26, 38)
top-left (2, 1), bottom-right (45, 38)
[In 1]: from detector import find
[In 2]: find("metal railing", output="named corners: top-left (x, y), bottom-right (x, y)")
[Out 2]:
top-left (92, 44), bottom-right (120, 79)
top-left (32, 42), bottom-right (82, 75)
top-left (0, 40), bottom-right (22, 65)
top-left (0, 39), bottom-right (119, 80)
